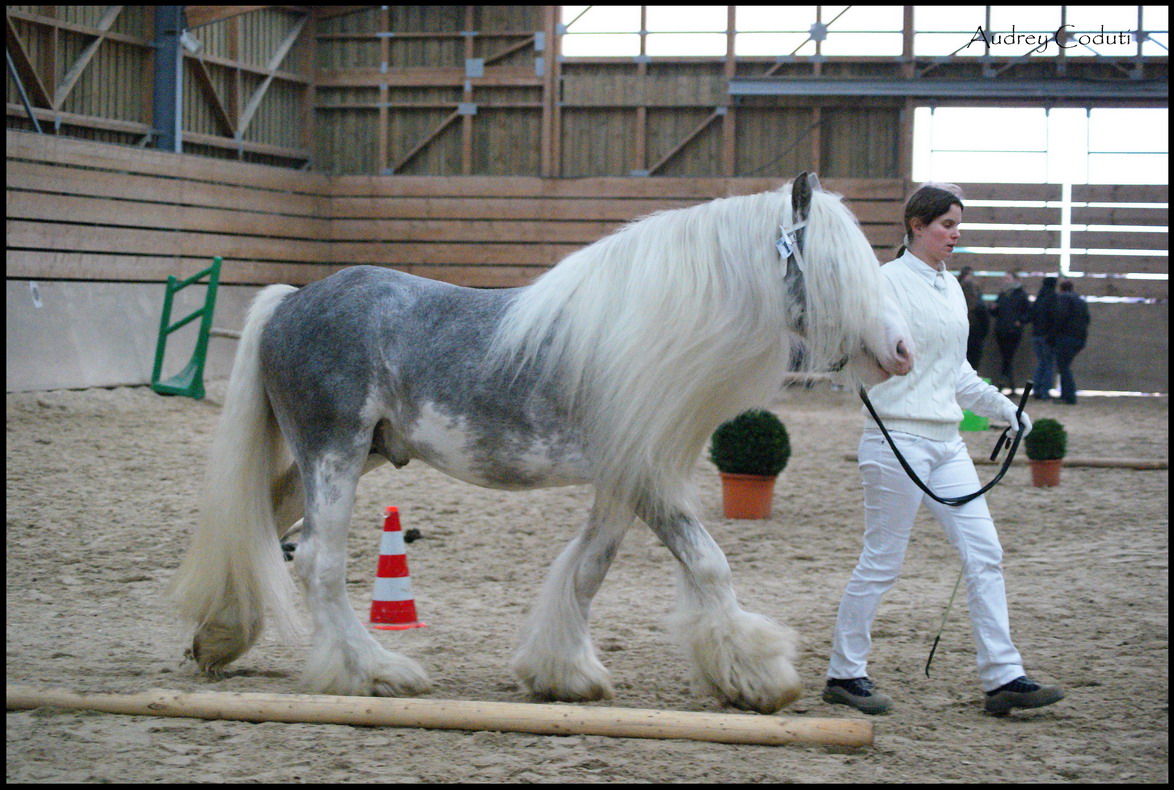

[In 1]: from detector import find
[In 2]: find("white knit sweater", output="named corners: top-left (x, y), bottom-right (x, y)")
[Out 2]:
top-left (862, 250), bottom-right (1012, 441)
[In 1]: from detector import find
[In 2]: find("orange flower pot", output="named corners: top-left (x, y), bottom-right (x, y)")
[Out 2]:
top-left (1029, 459), bottom-right (1062, 487)
top-left (719, 473), bottom-right (778, 519)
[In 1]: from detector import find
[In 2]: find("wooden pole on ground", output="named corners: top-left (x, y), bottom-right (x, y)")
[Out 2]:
top-left (6, 685), bottom-right (872, 748)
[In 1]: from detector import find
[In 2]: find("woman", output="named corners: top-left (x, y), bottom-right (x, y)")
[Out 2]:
top-left (1052, 279), bottom-right (1091, 404)
top-left (991, 270), bottom-right (1031, 393)
top-left (1029, 277), bottom-right (1059, 399)
top-left (958, 265), bottom-right (990, 369)
top-left (823, 183), bottom-right (1065, 716)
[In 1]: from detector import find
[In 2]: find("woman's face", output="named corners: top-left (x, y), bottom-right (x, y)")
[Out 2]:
top-left (911, 204), bottom-right (962, 265)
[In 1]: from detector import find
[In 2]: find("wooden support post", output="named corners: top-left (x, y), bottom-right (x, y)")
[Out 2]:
top-left (634, 5), bottom-right (648, 175)
top-left (462, 5), bottom-right (475, 174)
top-left (378, 7), bottom-right (389, 173)
top-left (722, 5), bottom-right (736, 176)
top-left (540, 5), bottom-right (556, 176)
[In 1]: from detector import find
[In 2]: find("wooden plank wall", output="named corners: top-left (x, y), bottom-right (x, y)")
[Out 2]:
top-left (7, 131), bottom-right (333, 285)
top-left (7, 130), bottom-right (904, 288)
top-left (6, 6), bottom-right (314, 166)
top-left (312, 6), bottom-right (908, 179)
top-left (951, 182), bottom-right (1168, 303)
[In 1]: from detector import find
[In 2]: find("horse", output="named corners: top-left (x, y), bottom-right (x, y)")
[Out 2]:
top-left (169, 172), bottom-right (914, 715)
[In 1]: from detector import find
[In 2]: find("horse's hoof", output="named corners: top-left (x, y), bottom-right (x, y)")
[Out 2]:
top-left (514, 655), bottom-right (615, 703)
top-left (371, 675), bottom-right (432, 697)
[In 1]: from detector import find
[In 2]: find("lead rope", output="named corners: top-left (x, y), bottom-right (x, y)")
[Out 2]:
top-left (856, 381), bottom-right (1033, 675)
top-left (857, 380), bottom-right (1032, 507)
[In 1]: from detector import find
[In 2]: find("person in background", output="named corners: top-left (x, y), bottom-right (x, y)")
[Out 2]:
top-left (1052, 279), bottom-right (1091, 404)
top-left (1029, 276), bottom-right (1059, 400)
top-left (823, 183), bottom-right (1064, 717)
top-left (991, 271), bottom-right (1031, 393)
top-left (958, 266), bottom-right (990, 369)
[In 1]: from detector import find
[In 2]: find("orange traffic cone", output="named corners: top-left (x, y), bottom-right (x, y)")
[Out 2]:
top-left (370, 506), bottom-right (426, 630)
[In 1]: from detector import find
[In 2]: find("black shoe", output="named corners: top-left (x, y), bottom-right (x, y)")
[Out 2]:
top-left (984, 676), bottom-right (1065, 714)
top-left (822, 677), bottom-right (893, 715)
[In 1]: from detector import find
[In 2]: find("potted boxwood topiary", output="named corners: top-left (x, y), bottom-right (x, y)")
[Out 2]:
top-left (1023, 417), bottom-right (1066, 487)
top-left (709, 409), bottom-right (791, 518)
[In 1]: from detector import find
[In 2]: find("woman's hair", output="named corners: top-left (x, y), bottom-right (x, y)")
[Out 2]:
top-left (959, 265), bottom-right (973, 280)
top-left (898, 182), bottom-right (964, 256)
top-left (1037, 275), bottom-right (1058, 297)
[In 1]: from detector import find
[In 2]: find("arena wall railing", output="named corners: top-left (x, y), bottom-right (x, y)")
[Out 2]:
top-left (5, 131), bottom-right (1166, 394)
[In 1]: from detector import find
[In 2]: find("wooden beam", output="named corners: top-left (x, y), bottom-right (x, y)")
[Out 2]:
top-left (301, 12), bottom-right (315, 159)
top-left (390, 110), bottom-right (461, 173)
top-left (237, 13), bottom-right (309, 138)
top-left (189, 56), bottom-right (238, 138)
top-left (6, 8), bottom-right (148, 49)
top-left (482, 34), bottom-right (537, 66)
top-left (633, 6), bottom-right (648, 175)
top-left (648, 111), bottom-right (722, 176)
top-left (184, 6), bottom-right (269, 30)
top-left (39, 7), bottom-right (59, 105)
top-left (539, 5), bottom-right (555, 177)
top-left (810, 106), bottom-right (822, 172)
top-left (462, 5), bottom-right (475, 175)
top-left (378, 6), bottom-right (389, 173)
top-left (53, 6), bottom-right (123, 110)
top-left (722, 5), bottom-right (736, 176)
top-left (5, 13), bottom-right (53, 108)
top-left (7, 102), bottom-right (151, 136)
top-left (310, 6), bottom-right (371, 23)
top-left (316, 67), bottom-right (539, 88)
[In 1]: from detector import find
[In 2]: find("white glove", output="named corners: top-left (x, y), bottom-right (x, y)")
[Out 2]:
top-left (1002, 401), bottom-right (1032, 437)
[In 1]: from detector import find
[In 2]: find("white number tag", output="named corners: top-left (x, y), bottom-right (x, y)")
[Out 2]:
top-left (775, 228), bottom-right (796, 259)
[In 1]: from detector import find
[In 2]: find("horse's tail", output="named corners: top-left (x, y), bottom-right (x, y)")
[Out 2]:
top-left (170, 283), bottom-right (303, 672)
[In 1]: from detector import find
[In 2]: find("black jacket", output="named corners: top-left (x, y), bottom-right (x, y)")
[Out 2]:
top-left (993, 285), bottom-right (1030, 334)
top-left (1053, 292), bottom-right (1091, 343)
top-left (1030, 280), bottom-right (1059, 339)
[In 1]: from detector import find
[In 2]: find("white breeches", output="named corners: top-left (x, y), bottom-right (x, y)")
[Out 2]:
top-left (827, 430), bottom-right (1025, 691)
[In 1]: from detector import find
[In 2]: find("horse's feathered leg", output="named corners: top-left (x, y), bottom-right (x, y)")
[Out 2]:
top-left (171, 285), bottom-right (302, 674)
top-left (512, 495), bottom-right (633, 701)
top-left (642, 507), bottom-right (801, 714)
top-left (291, 441), bottom-right (430, 697)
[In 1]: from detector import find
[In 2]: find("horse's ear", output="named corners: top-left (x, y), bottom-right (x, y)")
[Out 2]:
top-left (807, 172), bottom-right (822, 192)
top-left (792, 171), bottom-right (813, 219)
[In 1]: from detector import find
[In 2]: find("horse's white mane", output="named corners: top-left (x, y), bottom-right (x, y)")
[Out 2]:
top-left (490, 183), bottom-right (885, 515)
